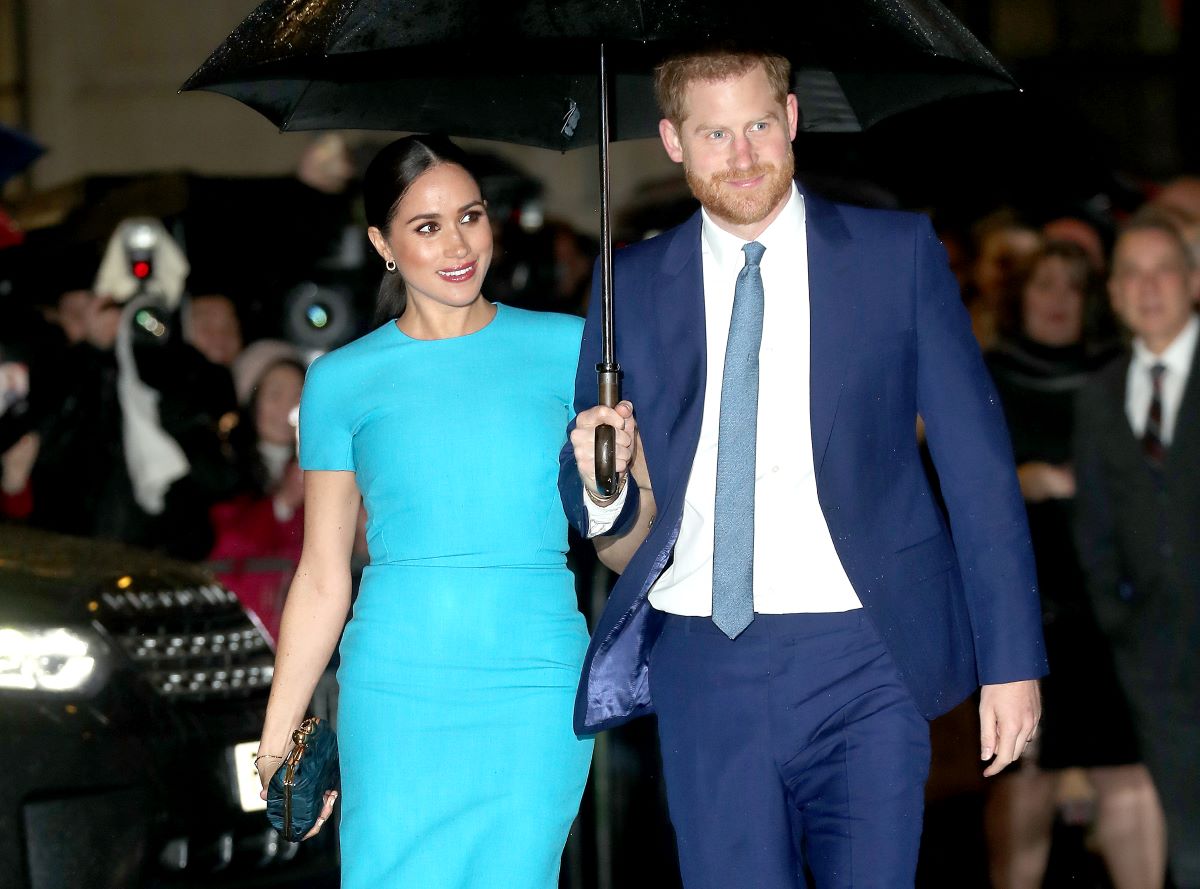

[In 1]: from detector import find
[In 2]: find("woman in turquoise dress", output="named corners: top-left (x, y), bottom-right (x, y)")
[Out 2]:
top-left (254, 135), bottom-right (601, 888)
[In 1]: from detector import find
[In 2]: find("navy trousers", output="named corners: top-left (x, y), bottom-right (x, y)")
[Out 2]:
top-left (650, 609), bottom-right (931, 889)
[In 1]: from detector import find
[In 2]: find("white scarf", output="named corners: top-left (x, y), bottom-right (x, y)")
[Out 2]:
top-left (114, 296), bottom-right (190, 515)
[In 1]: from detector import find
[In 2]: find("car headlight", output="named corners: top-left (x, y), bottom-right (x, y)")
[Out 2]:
top-left (0, 626), bottom-right (110, 694)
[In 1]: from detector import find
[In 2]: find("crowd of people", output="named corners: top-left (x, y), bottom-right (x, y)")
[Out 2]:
top-left (0, 281), bottom-right (319, 639)
top-left (944, 183), bottom-right (1199, 889)
top-left (0, 119), bottom-right (1197, 886)
top-left (0, 140), bottom-right (598, 644)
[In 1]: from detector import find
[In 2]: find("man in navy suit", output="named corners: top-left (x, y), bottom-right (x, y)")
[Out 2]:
top-left (560, 48), bottom-right (1046, 889)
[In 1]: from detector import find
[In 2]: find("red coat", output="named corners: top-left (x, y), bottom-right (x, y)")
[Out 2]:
top-left (208, 494), bottom-right (303, 642)
top-left (1, 482), bottom-right (32, 520)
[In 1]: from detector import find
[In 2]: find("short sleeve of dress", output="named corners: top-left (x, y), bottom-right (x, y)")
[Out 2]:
top-left (298, 355), bottom-right (356, 472)
top-left (553, 314), bottom-right (585, 409)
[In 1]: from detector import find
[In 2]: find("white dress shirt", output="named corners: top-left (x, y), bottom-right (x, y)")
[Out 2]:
top-left (1124, 313), bottom-right (1198, 445)
top-left (586, 184), bottom-right (862, 616)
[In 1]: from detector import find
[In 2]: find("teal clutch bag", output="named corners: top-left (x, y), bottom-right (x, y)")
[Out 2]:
top-left (266, 717), bottom-right (340, 842)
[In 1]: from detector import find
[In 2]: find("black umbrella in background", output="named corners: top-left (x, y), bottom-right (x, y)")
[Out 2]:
top-left (183, 0), bottom-right (1017, 493)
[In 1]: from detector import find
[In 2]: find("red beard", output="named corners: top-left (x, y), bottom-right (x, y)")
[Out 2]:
top-left (685, 151), bottom-right (795, 227)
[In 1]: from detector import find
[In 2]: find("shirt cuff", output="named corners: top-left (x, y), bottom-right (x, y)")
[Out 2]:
top-left (583, 483), bottom-right (630, 538)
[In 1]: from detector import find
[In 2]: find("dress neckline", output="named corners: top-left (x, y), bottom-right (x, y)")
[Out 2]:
top-left (390, 302), bottom-right (503, 343)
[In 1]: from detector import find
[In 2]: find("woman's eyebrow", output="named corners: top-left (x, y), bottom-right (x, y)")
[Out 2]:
top-left (405, 200), bottom-right (483, 225)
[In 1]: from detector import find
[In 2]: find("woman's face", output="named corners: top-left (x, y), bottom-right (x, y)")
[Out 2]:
top-left (369, 163), bottom-right (492, 312)
top-left (975, 227), bottom-right (1041, 305)
top-left (1022, 255), bottom-right (1085, 347)
top-left (255, 363), bottom-right (304, 446)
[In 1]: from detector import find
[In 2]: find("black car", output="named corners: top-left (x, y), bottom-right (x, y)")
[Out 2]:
top-left (0, 526), bottom-right (337, 888)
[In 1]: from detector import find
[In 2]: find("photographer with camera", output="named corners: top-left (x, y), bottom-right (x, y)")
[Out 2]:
top-left (26, 218), bottom-right (239, 560)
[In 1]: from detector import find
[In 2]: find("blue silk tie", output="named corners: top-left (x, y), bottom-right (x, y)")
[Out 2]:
top-left (712, 241), bottom-right (766, 639)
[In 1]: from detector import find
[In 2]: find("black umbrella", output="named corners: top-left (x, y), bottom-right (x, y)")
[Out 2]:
top-left (183, 0), bottom-right (1016, 492)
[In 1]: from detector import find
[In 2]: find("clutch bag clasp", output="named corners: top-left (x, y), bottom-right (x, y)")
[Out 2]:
top-left (281, 716), bottom-right (320, 840)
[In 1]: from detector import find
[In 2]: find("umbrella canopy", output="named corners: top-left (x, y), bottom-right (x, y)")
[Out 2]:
top-left (183, 0), bottom-right (1015, 494)
top-left (183, 0), bottom-right (1016, 149)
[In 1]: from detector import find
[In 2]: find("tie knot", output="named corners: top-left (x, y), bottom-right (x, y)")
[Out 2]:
top-left (742, 241), bottom-right (766, 268)
top-left (1150, 362), bottom-right (1166, 384)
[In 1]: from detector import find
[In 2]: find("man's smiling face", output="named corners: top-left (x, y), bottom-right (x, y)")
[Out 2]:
top-left (659, 62), bottom-right (798, 240)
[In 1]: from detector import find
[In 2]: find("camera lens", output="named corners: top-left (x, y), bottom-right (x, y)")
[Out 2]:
top-left (306, 303), bottom-right (330, 329)
top-left (134, 307), bottom-right (168, 339)
top-left (283, 282), bottom-right (355, 350)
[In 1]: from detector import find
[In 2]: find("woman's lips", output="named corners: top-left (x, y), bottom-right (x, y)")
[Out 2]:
top-left (436, 261), bottom-right (477, 283)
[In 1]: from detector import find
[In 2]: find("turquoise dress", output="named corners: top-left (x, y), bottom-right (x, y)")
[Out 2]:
top-left (298, 303), bottom-right (593, 888)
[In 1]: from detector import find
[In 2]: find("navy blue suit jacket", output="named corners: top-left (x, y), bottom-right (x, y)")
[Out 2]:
top-left (559, 188), bottom-right (1048, 734)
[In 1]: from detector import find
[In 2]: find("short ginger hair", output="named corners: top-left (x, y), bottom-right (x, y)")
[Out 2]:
top-left (653, 50), bottom-right (792, 129)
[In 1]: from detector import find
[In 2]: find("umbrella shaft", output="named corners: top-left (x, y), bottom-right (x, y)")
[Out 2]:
top-left (593, 44), bottom-right (619, 498)
top-left (598, 43), bottom-right (614, 367)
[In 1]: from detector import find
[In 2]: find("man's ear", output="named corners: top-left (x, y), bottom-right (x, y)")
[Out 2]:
top-left (659, 118), bottom-right (684, 164)
top-left (1188, 264), bottom-right (1200, 305)
top-left (786, 93), bottom-right (799, 142)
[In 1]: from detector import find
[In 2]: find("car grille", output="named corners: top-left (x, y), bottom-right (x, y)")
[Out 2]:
top-left (98, 583), bottom-right (275, 701)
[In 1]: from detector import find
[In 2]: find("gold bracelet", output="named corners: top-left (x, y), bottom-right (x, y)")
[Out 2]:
top-left (585, 472), bottom-right (627, 508)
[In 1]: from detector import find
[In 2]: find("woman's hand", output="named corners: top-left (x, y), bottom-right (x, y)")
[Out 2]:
top-left (303, 790), bottom-right (339, 839)
top-left (1, 432), bottom-right (39, 495)
top-left (1016, 462), bottom-right (1075, 502)
top-left (256, 753), bottom-right (339, 840)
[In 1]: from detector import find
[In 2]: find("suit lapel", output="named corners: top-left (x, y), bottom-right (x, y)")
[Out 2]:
top-left (1166, 333), bottom-right (1200, 464)
top-left (649, 212), bottom-right (705, 506)
top-left (804, 191), bottom-right (857, 475)
top-left (1100, 355), bottom-right (1145, 469)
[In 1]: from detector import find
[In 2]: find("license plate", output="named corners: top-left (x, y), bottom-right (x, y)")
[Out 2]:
top-left (231, 741), bottom-right (268, 812)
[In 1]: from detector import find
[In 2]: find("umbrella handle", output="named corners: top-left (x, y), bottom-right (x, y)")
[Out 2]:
top-left (594, 363), bottom-right (621, 497)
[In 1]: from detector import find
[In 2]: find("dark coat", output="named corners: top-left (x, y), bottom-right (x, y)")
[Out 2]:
top-left (1073, 326), bottom-right (1200, 885)
top-left (1073, 341), bottom-right (1200, 692)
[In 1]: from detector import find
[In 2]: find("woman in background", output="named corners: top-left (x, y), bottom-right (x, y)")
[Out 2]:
top-left (209, 340), bottom-right (306, 641)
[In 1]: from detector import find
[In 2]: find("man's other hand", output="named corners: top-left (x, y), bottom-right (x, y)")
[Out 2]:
top-left (979, 679), bottom-right (1041, 777)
